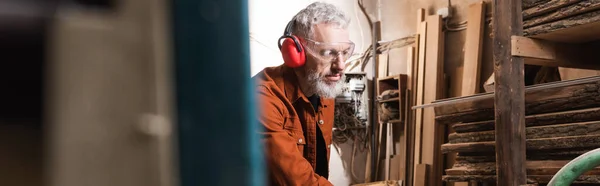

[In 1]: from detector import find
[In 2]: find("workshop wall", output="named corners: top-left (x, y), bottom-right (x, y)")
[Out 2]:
top-left (362, 0), bottom-right (493, 99)
top-left (361, 0), bottom-right (494, 183)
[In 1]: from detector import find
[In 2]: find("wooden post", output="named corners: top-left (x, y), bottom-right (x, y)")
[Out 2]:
top-left (492, 0), bottom-right (527, 185)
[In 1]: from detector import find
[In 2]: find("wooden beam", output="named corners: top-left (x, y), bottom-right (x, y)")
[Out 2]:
top-left (492, 0), bottom-right (527, 185)
top-left (461, 1), bottom-right (486, 96)
top-left (512, 36), bottom-right (600, 70)
top-left (452, 107), bottom-right (600, 133)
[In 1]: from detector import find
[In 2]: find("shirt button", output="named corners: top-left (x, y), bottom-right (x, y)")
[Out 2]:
top-left (318, 120), bottom-right (324, 125)
top-left (298, 138), bottom-right (303, 143)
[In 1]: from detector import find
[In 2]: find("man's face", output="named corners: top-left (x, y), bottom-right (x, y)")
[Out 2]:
top-left (299, 23), bottom-right (354, 98)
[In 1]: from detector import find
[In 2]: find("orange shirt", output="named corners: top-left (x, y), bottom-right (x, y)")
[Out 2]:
top-left (253, 65), bottom-right (335, 186)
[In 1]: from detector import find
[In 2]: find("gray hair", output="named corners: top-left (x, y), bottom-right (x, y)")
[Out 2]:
top-left (291, 2), bottom-right (351, 39)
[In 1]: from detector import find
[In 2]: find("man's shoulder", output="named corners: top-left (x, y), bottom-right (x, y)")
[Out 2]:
top-left (252, 65), bottom-right (284, 90)
top-left (252, 65), bottom-right (291, 115)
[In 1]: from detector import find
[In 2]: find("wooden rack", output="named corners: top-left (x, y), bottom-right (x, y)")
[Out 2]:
top-left (375, 74), bottom-right (408, 181)
top-left (501, 0), bottom-right (600, 185)
top-left (437, 0), bottom-right (600, 185)
top-left (377, 75), bottom-right (407, 124)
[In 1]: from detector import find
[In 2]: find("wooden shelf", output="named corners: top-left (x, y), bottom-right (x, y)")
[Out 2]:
top-left (377, 74), bottom-right (407, 122)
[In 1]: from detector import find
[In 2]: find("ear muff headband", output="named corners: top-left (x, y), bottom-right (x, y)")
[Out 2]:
top-left (278, 20), bottom-right (306, 68)
top-left (277, 21), bottom-right (302, 52)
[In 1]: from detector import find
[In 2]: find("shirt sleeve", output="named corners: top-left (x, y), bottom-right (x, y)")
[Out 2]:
top-left (256, 86), bottom-right (332, 186)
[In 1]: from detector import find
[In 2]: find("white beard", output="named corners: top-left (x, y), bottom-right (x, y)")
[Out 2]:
top-left (306, 69), bottom-right (344, 99)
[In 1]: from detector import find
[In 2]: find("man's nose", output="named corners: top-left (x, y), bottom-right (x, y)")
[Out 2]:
top-left (332, 55), bottom-right (345, 71)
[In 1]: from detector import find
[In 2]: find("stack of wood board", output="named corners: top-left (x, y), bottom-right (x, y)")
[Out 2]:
top-left (522, 0), bottom-right (600, 43)
top-left (435, 76), bottom-right (600, 184)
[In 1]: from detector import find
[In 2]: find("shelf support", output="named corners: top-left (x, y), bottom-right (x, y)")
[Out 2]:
top-left (512, 36), bottom-right (600, 70)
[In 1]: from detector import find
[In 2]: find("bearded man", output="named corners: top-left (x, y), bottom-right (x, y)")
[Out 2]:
top-left (252, 2), bottom-right (355, 186)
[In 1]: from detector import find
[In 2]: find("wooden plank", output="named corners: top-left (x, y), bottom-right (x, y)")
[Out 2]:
top-left (385, 123), bottom-right (391, 180)
top-left (482, 74), bottom-right (494, 92)
top-left (422, 15), bottom-right (445, 186)
top-left (522, 0), bottom-right (581, 19)
top-left (452, 107), bottom-right (600, 133)
top-left (378, 54), bottom-right (389, 77)
top-left (558, 67), bottom-right (600, 81)
top-left (408, 9), bottom-right (425, 186)
top-left (523, 0), bottom-right (600, 28)
top-left (527, 175), bottom-right (600, 183)
top-left (436, 80), bottom-right (600, 124)
top-left (406, 47), bottom-right (415, 90)
top-left (449, 120), bottom-right (600, 143)
top-left (414, 164), bottom-right (429, 186)
top-left (455, 155), bottom-right (496, 164)
top-left (525, 9), bottom-right (600, 43)
top-left (413, 21), bottom-right (427, 184)
top-left (404, 47), bottom-right (415, 185)
top-left (527, 149), bottom-right (593, 160)
top-left (511, 36), bottom-right (600, 70)
top-left (399, 90), bottom-right (410, 181)
top-left (443, 175), bottom-right (496, 183)
top-left (523, 0), bottom-right (551, 9)
top-left (374, 22), bottom-right (383, 78)
top-left (442, 134), bottom-right (600, 153)
top-left (376, 120), bottom-right (384, 179)
top-left (454, 149), bottom-right (592, 164)
top-left (461, 1), bottom-right (486, 96)
top-left (456, 4), bottom-right (485, 186)
top-left (446, 160), bottom-right (600, 175)
top-left (452, 120), bottom-right (495, 133)
top-left (443, 175), bottom-right (600, 183)
top-left (441, 141), bottom-right (496, 153)
top-left (529, 134), bottom-right (600, 150)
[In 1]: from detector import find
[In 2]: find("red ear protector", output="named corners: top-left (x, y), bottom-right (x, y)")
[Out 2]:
top-left (278, 21), bottom-right (306, 68)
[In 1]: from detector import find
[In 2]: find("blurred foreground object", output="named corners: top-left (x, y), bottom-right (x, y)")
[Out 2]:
top-left (45, 0), bottom-right (177, 186)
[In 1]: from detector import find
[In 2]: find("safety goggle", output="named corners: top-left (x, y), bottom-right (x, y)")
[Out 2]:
top-left (302, 38), bottom-right (355, 63)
